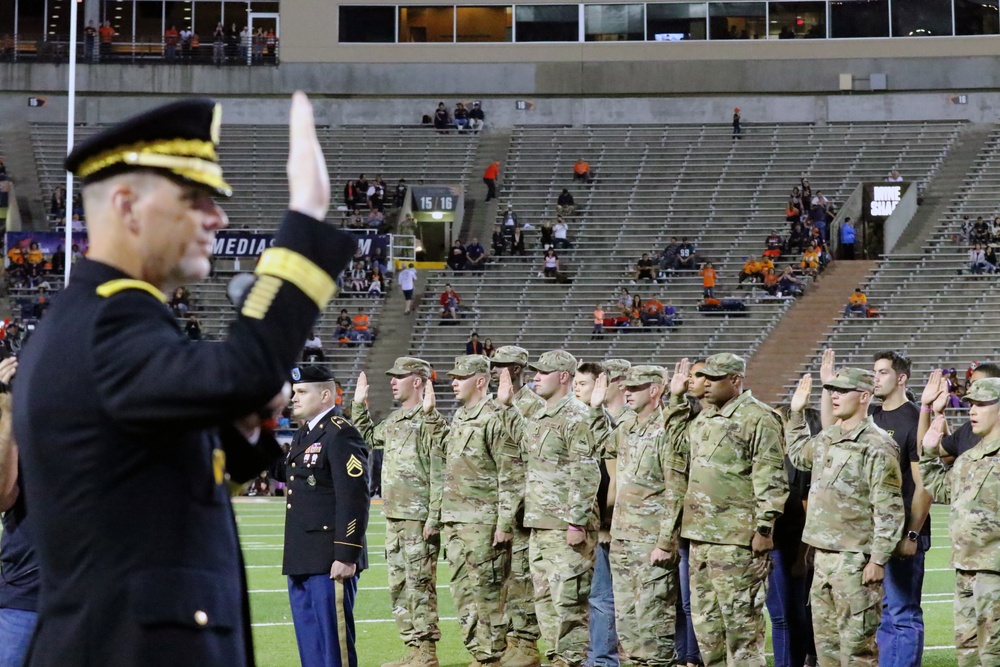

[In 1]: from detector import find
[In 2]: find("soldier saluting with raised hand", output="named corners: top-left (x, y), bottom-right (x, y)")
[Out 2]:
top-left (920, 378), bottom-right (1000, 665)
top-left (787, 370), bottom-right (905, 667)
top-left (352, 358), bottom-right (447, 667)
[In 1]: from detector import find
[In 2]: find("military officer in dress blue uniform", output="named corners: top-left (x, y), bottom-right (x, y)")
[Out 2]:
top-left (13, 94), bottom-right (357, 667)
top-left (276, 365), bottom-right (370, 667)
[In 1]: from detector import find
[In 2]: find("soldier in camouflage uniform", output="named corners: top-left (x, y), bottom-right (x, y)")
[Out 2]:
top-left (438, 355), bottom-right (524, 666)
top-left (352, 357), bottom-right (447, 667)
top-left (786, 369), bottom-right (905, 667)
top-left (682, 353), bottom-right (788, 667)
top-left (498, 350), bottom-right (604, 667)
top-left (491, 346), bottom-right (544, 667)
top-left (607, 366), bottom-right (689, 666)
top-left (920, 377), bottom-right (1000, 667)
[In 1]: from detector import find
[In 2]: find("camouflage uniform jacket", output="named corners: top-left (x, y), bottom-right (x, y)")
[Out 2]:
top-left (440, 395), bottom-right (524, 533)
top-left (921, 435), bottom-right (1000, 572)
top-left (352, 400), bottom-right (447, 526)
top-left (513, 384), bottom-right (544, 420)
top-left (608, 405), bottom-right (688, 549)
top-left (681, 390), bottom-right (788, 546)
top-left (604, 405), bottom-right (637, 461)
top-left (522, 393), bottom-right (605, 530)
top-left (786, 412), bottom-right (904, 566)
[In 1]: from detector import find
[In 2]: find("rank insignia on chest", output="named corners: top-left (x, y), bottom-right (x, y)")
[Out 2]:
top-left (346, 454), bottom-right (364, 478)
top-left (307, 475), bottom-right (317, 487)
top-left (305, 443), bottom-right (323, 454)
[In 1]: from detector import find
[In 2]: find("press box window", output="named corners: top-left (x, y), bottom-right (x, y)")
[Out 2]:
top-left (830, 0), bottom-right (890, 38)
top-left (768, 1), bottom-right (826, 37)
top-left (891, 0), bottom-right (953, 35)
top-left (456, 6), bottom-right (512, 42)
top-left (955, 0), bottom-right (1000, 34)
top-left (585, 4), bottom-right (645, 41)
top-left (515, 5), bottom-right (580, 42)
top-left (709, 2), bottom-right (766, 39)
top-left (339, 6), bottom-right (396, 42)
top-left (646, 3), bottom-right (707, 40)
top-left (399, 6), bottom-right (455, 43)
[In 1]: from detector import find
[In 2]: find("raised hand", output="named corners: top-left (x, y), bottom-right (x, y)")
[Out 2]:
top-left (354, 371), bottom-right (369, 404)
top-left (423, 380), bottom-right (436, 414)
top-left (931, 375), bottom-right (950, 415)
top-left (287, 92), bottom-right (330, 221)
top-left (670, 358), bottom-right (690, 397)
top-left (590, 373), bottom-right (608, 409)
top-left (790, 374), bottom-right (812, 412)
top-left (497, 368), bottom-right (514, 407)
top-left (819, 348), bottom-right (836, 385)
top-left (922, 414), bottom-right (946, 457)
top-left (920, 369), bottom-right (943, 407)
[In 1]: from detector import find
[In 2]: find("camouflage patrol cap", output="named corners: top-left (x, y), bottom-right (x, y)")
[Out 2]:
top-left (822, 367), bottom-right (875, 393)
top-left (622, 365), bottom-right (665, 388)
top-left (696, 353), bottom-right (747, 379)
top-left (385, 356), bottom-right (432, 379)
top-left (447, 355), bottom-right (491, 378)
top-left (492, 345), bottom-right (530, 366)
top-left (964, 377), bottom-right (1000, 404)
top-left (528, 350), bottom-right (578, 374)
top-left (603, 359), bottom-right (632, 382)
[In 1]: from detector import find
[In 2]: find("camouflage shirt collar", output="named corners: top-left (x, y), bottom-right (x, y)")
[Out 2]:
top-left (719, 389), bottom-right (754, 419)
top-left (833, 415), bottom-right (875, 442)
top-left (515, 385), bottom-right (539, 402)
top-left (457, 394), bottom-right (493, 419)
top-left (609, 404), bottom-right (633, 423)
top-left (635, 406), bottom-right (665, 433)
top-left (965, 434), bottom-right (1000, 461)
top-left (399, 403), bottom-right (425, 420)
top-left (540, 392), bottom-right (575, 418)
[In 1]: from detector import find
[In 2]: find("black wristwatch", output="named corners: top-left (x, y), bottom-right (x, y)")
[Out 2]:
top-left (756, 526), bottom-right (772, 538)
top-left (906, 530), bottom-right (919, 542)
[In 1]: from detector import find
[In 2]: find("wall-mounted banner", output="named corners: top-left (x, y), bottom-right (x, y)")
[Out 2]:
top-left (212, 230), bottom-right (391, 260)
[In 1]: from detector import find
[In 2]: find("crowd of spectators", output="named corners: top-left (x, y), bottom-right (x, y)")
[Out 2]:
top-left (592, 288), bottom-right (680, 334)
top-left (958, 215), bottom-right (1000, 274)
top-left (338, 246), bottom-right (390, 299)
top-left (425, 101), bottom-right (485, 132)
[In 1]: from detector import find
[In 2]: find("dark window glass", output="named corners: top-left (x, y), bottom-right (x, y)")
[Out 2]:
top-left (709, 2), bottom-right (766, 39)
top-left (339, 6), bottom-right (396, 42)
top-left (456, 6), bottom-right (512, 42)
top-left (0, 0), bottom-right (15, 40)
top-left (830, 0), bottom-right (889, 37)
top-left (647, 3), bottom-right (707, 40)
top-left (136, 0), bottom-right (164, 45)
top-left (955, 0), bottom-right (999, 34)
top-left (165, 1), bottom-right (191, 33)
top-left (515, 5), bottom-right (579, 42)
top-left (18, 0), bottom-right (45, 41)
top-left (46, 0), bottom-right (73, 40)
top-left (226, 1), bottom-right (249, 35)
top-left (769, 1), bottom-right (826, 37)
top-left (399, 6), bottom-right (455, 42)
top-left (892, 0), bottom-right (952, 35)
top-left (585, 4), bottom-right (644, 41)
top-left (107, 0), bottom-right (134, 42)
top-left (194, 1), bottom-right (222, 36)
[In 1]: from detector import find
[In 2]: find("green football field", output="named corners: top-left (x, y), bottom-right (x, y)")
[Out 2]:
top-left (240, 500), bottom-right (960, 667)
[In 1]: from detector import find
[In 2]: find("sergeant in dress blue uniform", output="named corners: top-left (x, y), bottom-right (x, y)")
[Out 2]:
top-left (275, 365), bottom-right (370, 667)
top-left (13, 94), bottom-right (357, 667)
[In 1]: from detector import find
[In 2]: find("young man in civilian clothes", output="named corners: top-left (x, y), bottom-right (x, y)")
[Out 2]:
top-left (921, 379), bottom-right (1000, 665)
top-left (576, 360), bottom-right (629, 667)
top-left (491, 346), bottom-right (544, 667)
top-left (819, 349), bottom-right (929, 667)
top-left (278, 366), bottom-right (370, 667)
top-left (398, 263), bottom-right (418, 315)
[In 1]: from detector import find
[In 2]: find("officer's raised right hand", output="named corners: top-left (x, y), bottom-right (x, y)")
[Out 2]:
top-left (287, 92), bottom-right (329, 221)
top-left (790, 374), bottom-right (812, 413)
top-left (496, 368), bottom-right (514, 407)
top-left (819, 348), bottom-right (836, 385)
top-left (354, 371), bottom-right (368, 404)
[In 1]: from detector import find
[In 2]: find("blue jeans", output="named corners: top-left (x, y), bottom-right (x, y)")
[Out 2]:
top-left (674, 538), bottom-right (701, 665)
top-left (877, 539), bottom-right (927, 667)
top-left (0, 607), bottom-right (38, 666)
top-left (767, 549), bottom-right (793, 667)
top-left (588, 542), bottom-right (618, 666)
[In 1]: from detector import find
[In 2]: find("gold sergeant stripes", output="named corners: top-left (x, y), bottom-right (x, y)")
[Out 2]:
top-left (96, 279), bottom-right (168, 303)
top-left (255, 247), bottom-right (337, 309)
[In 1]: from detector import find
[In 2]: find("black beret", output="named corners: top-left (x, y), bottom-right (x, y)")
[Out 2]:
top-left (64, 98), bottom-right (232, 197)
top-left (291, 365), bottom-right (336, 384)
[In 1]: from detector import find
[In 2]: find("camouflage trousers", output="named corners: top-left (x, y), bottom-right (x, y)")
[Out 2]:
top-left (385, 518), bottom-right (441, 645)
top-left (955, 569), bottom-right (1000, 667)
top-left (688, 541), bottom-right (768, 667)
top-left (610, 539), bottom-right (678, 666)
top-left (810, 549), bottom-right (881, 667)
top-left (443, 523), bottom-right (511, 661)
top-left (507, 526), bottom-right (540, 642)
top-left (529, 527), bottom-right (596, 666)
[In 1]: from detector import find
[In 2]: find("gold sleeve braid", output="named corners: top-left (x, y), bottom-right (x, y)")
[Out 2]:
top-left (250, 247), bottom-right (338, 313)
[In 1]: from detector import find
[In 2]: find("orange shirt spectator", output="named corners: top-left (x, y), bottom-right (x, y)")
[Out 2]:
top-left (7, 247), bottom-right (24, 265)
top-left (801, 248), bottom-right (820, 270)
top-left (849, 290), bottom-right (867, 307)
top-left (573, 160), bottom-right (590, 176)
top-left (644, 299), bottom-right (664, 315)
top-left (593, 307), bottom-right (604, 325)
top-left (483, 162), bottom-right (499, 180)
top-left (99, 23), bottom-right (115, 43)
top-left (27, 247), bottom-right (43, 265)
top-left (700, 266), bottom-right (716, 288)
top-left (352, 311), bottom-right (369, 331)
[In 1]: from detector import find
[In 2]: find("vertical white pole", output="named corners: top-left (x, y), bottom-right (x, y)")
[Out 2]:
top-left (64, 0), bottom-right (79, 286)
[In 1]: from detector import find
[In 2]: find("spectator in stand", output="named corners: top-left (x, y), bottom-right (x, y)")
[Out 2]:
top-left (468, 102), bottom-right (485, 131)
top-left (659, 237), bottom-right (680, 275)
top-left (84, 20), bottom-right (98, 61)
top-left (634, 253), bottom-right (656, 282)
top-left (343, 180), bottom-right (357, 213)
top-left (169, 287), bottom-right (190, 317)
top-left (786, 188), bottom-right (802, 222)
top-left (573, 158), bottom-right (593, 184)
top-left (732, 107), bottom-right (742, 140)
top-left (0, 156), bottom-right (7, 180)
top-left (367, 209), bottom-right (385, 230)
top-left (662, 300), bottom-right (678, 327)
top-left (397, 263), bottom-right (417, 315)
top-left (628, 295), bottom-right (643, 327)
top-left (787, 222), bottom-right (809, 255)
top-left (98, 20), bottom-right (115, 60)
top-left (482, 338), bottom-right (496, 359)
top-left (465, 332), bottom-right (484, 355)
top-left (491, 225), bottom-right (506, 257)
top-left (777, 266), bottom-right (803, 297)
top-left (539, 219), bottom-right (554, 250)
top-left (370, 176), bottom-right (386, 212)
top-left (501, 203), bottom-right (519, 231)
top-left (986, 245), bottom-right (999, 273)
top-left (394, 179), bottom-right (408, 208)
top-left (699, 261), bottom-right (717, 298)
top-left (840, 217), bottom-right (856, 260)
top-left (164, 25), bottom-right (179, 61)
top-left (640, 296), bottom-right (665, 327)
top-left (212, 22), bottom-right (225, 64)
top-left (886, 169), bottom-right (903, 182)
top-left (50, 186), bottom-right (67, 218)
top-left (239, 26), bottom-right (250, 63)
top-left (440, 284), bottom-right (461, 320)
top-left (969, 243), bottom-right (994, 274)
top-left (800, 178), bottom-right (812, 210)
top-left (368, 267), bottom-right (384, 297)
top-left (184, 314), bottom-right (202, 341)
top-left (542, 249), bottom-right (560, 278)
top-left (553, 217), bottom-right (570, 249)
top-left (616, 288), bottom-right (633, 317)
top-left (971, 217), bottom-right (991, 245)
top-left (483, 161), bottom-right (500, 201)
top-left (179, 25), bottom-right (192, 60)
top-left (844, 287), bottom-right (868, 317)
top-left (800, 241), bottom-right (821, 277)
top-left (351, 307), bottom-right (372, 344)
top-left (334, 309), bottom-right (352, 343)
top-left (433, 102), bottom-right (452, 131)
top-left (466, 238), bottom-right (486, 272)
top-left (303, 331), bottom-right (324, 363)
top-left (453, 103), bottom-right (469, 131)
top-left (762, 266), bottom-right (780, 296)
top-left (676, 238), bottom-right (696, 271)
top-left (992, 216), bottom-right (1000, 242)
top-left (739, 256), bottom-right (762, 285)
top-left (225, 23), bottom-right (239, 62)
top-left (556, 189), bottom-right (576, 217)
top-left (592, 304), bottom-right (605, 339)
top-left (370, 248), bottom-right (389, 276)
top-left (447, 239), bottom-right (467, 273)
top-left (763, 231), bottom-right (783, 259)
top-left (33, 285), bottom-right (50, 319)
top-left (509, 223), bottom-right (527, 258)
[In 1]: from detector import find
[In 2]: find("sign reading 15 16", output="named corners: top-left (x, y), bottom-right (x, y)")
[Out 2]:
top-left (419, 195), bottom-right (453, 210)
top-left (411, 186), bottom-right (460, 211)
